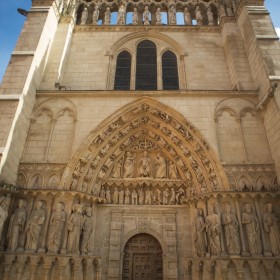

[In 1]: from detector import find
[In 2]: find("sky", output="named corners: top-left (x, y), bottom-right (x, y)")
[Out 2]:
top-left (0, 1), bottom-right (279, 82)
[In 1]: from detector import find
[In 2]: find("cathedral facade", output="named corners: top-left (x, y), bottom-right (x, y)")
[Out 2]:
top-left (0, 0), bottom-right (280, 279)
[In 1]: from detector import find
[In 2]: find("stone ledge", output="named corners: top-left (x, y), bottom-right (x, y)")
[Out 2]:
top-left (256, 35), bottom-right (279, 40)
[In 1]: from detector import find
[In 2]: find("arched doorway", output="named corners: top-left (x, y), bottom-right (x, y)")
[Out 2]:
top-left (122, 233), bottom-right (163, 280)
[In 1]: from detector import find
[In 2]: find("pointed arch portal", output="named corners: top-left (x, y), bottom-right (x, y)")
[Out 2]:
top-left (60, 97), bottom-right (229, 200)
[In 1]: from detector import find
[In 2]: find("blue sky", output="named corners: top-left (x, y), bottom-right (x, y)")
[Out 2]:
top-left (0, 1), bottom-right (279, 82)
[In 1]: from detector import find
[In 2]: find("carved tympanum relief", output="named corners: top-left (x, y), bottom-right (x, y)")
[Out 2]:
top-left (63, 98), bottom-right (228, 199)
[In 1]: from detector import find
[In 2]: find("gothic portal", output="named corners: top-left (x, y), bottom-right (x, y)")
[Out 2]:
top-left (0, 0), bottom-right (280, 279)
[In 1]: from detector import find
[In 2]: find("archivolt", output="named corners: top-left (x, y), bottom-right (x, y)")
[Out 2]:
top-left (60, 97), bottom-right (229, 195)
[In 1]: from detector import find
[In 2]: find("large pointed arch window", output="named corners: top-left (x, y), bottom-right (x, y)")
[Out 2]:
top-left (136, 40), bottom-right (157, 90)
top-left (162, 50), bottom-right (179, 90)
top-left (114, 51), bottom-right (131, 90)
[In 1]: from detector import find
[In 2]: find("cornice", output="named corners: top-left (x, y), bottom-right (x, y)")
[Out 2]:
top-left (36, 90), bottom-right (259, 98)
top-left (74, 24), bottom-right (221, 33)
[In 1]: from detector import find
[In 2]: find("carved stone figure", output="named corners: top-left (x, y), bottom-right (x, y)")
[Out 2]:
top-left (176, 188), bottom-right (185, 204)
top-left (81, 7), bottom-right (88, 25)
top-left (170, 188), bottom-right (176, 205)
top-left (92, 6), bottom-right (99, 25)
top-left (225, 0), bottom-right (233, 16)
top-left (207, 6), bottom-right (214, 25)
top-left (155, 188), bottom-right (162, 204)
top-left (67, 204), bottom-right (83, 254)
top-left (0, 194), bottom-right (11, 242)
top-left (143, 6), bottom-right (150, 25)
top-left (138, 188), bottom-right (144, 205)
top-left (7, 199), bottom-right (26, 251)
top-left (139, 151), bottom-right (152, 177)
top-left (263, 203), bottom-right (280, 256)
top-left (81, 207), bottom-right (93, 255)
top-left (112, 158), bottom-right (123, 178)
top-left (163, 188), bottom-right (169, 205)
top-left (25, 200), bottom-right (46, 252)
top-left (155, 153), bottom-right (166, 178)
top-left (169, 5), bottom-right (176, 25)
top-left (221, 203), bottom-right (241, 255)
top-left (132, 8), bottom-right (138, 25)
top-left (47, 202), bottom-right (66, 253)
top-left (193, 208), bottom-right (207, 257)
top-left (184, 7), bottom-right (192, 25)
top-left (123, 152), bottom-right (135, 178)
top-left (241, 203), bottom-right (262, 255)
top-left (117, 4), bottom-right (126, 25)
top-left (131, 189), bottom-right (138, 205)
top-left (156, 7), bottom-right (161, 25)
top-left (206, 205), bottom-right (221, 256)
top-left (145, 188), bottom-right (152, 205)
top-left (169, 161), bottom-right (178, 179)
top-left (195, 6), bottom-right (203, 25)
top-left (124, 188), bottom-right (130, 204)
top-left (119, 189), bottom-right (124, 204)
top-left (105, 187), bottom-right (111, 203)
top-left (104, 7), bottom-right (111, 25)
top-left (100, 186), bottom-right (105, 198)
top-left (113, 187), bottom-right (119, 204)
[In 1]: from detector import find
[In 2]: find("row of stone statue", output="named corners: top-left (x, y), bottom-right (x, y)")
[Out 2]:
top-left (111, 151), bottom-right (179, 179)
top-left (79, 4), bottom-right (216, 26)
top-left (100, 186), bottom-right (185, 205)
top-left (0, 196), bottom-right (93, 255)
top-left (193, 203), bottom-right (280, 257)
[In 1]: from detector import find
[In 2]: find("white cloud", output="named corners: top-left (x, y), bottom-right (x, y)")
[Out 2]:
top-left (276, 27), bottom-right (280, 37)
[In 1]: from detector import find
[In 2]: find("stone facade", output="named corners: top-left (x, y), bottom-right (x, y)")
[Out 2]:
top-left (0, 0), bottom-right (280, 279)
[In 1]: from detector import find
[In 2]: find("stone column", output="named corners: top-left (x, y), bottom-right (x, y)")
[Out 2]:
top-left (16, 255), bottom-right (27, 280)
top-left (43, 258), bottom-right (53, 280)
top-left (29, 256), bottom-right (39, 280)
top-left (3, 255), bottom-right (15, 280)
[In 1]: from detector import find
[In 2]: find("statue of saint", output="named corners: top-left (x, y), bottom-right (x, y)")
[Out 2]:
top-left (168, 161), bottom-right (178, 179)
top-left (221, 203), bottom-right (241, 255)
top-left (119, 189), bottom-right (124, 204)
top-left (138, 188), bottom-right (144, 205)
top-left (205, 205), bottom-right (221, 256)
top-left (7, 199), bottom-right (26, 251)
top-left (155, 153), bottom-right (166, 178)
top-left (92, 6), bottom-right (99, 25)
top-left (132, 8), bottom-right (138, 25)
top-left (193, 208), bottom-right (207, 257)
top-left (117, 4), bottom-right (126, 25)
top-left (123, 152), bottom-right (135, 178)
top-left (0, 194), bottom-right (11, 242)
top-left (81, 207), bottom-right (93, 255)
top-left (175, 188), bottom-right (185, 204)
top-left (47, 202), bottom-right (66, 253)
top-left (263, 203), bottom-right (280, 256)
top-left (113, 187), bottom-right (119, 204)
top-left (170, 188), bottom-right (176, 205)
top-left (195, 6), bottom-right (203, 25)
top-left (241, 203), bottom-right (262, 255)
top-left (105, 187), bottom-right (111, 203)
top-left (104, 7), bottom-right (111, 25)
top-left (156, 7), bottom-right (161, 25)
top-left (145, 188), bottom-right (152, 205)
top-left (81, 7), bottom-right (88, 25)
top-left (169, 5), bottom-right (176, 25)
top-left (131, 189), bottom-right (138, 205)
top-left (67, 204), bottom-right (83, 254)
top-left (124, 188), bottom-right (131, 204)
top-left (207, 6), bottom-right (214, 25)
top-left (25, 200), bottom-right (46, 252)
top-left (138, 151), bottom-right (152, 177)
top-left (184, 7), bottom-right (192, 25)
top-left (99, 186), bottom-right (105, 198)
top-left (112, 158), bottom-right (123, 178)
top-left (163, 188), bottom-right (169, 205)
top-left (143, 6), bottom-right (150, 25)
